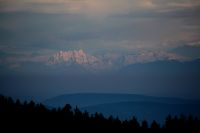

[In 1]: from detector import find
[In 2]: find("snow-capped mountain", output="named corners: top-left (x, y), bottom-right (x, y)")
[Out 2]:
top-left (48, 50), bottom-right (97, 65)
top-left (47, 50), bottom-right (109, 71)
top-left (47, 49), bottom-right (185, 72)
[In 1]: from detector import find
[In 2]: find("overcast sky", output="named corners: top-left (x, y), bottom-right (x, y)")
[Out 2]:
top-left (0, 0), bottom-right (200, 70)
top-left (0, 0), bottom-right (200, 57)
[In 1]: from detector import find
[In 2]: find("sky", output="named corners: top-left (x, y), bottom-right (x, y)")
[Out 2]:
top-left (0, 0), bottom-right (200, 100)
top-left (0, 0), bottom-right (200, 57)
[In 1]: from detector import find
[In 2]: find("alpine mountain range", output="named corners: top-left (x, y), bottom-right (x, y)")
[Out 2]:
top-left (46, 49), bottom-right (185, 72)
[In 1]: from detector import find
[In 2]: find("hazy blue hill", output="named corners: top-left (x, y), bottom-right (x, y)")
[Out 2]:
top-left (44, 93), bottom-right (199, 108)
top-left (116, 59), bottom-right (200, 98)
top-left (81, 101), bottom-right (200, 123)
top-left (119, 59), bottom-right (200, 76)
top-left (171, 45), bottom-right (200, 59)
top-left (1, 59), bottom-right (200, 102)
top-left (44, 93), bottom-right (200, 123)
top-left (17, 61), bottom-right (90, 75)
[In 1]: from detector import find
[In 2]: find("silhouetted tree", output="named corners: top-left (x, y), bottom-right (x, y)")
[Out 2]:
top-left (151, 120), bottom-right (160, 129)
top-left (0, 94), bottom-right (200, 131)
top-left (62, 104), bottom-right (72, 112)
top-left (114, 117), bottom-right (121, 127)
top-left (130, 116), bottom-right (140, 128)
top-left (122, 120), bottom-right (129, 129)
top-left (141, 120), bottom-right (148, 129)
top-left (27, 100), bottom-right (36, 112)
top-left (165, 115), bottom-right (173, 128)
top-left (108, 115), bottom-right (114, 123)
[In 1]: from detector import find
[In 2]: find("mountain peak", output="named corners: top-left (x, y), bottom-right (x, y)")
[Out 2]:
top-left (47, 50), bottom-right (103, 70)
top-left (47, 50), bottom-right (185, 72)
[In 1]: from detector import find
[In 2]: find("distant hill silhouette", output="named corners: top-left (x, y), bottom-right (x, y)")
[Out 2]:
top-left (1, 59), bottom-right (200, 102)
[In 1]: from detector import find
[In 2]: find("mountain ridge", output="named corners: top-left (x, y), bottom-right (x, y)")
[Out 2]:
top-left (45, 49), bottom-right (186, 72)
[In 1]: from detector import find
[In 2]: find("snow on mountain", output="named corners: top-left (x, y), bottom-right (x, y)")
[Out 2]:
top-left (48, 50), bottom-right (97, 65)
top-left (46, 50), bottom-right (185, 72)
top-left (47, 50), bottom-right (109, 71)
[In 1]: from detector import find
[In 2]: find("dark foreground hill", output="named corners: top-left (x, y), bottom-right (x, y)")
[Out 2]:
top-left (1, 95), bottom-right (200, 131)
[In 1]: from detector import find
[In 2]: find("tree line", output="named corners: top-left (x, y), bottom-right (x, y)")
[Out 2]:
top-left (0, 95), bottom-right (199, 131)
